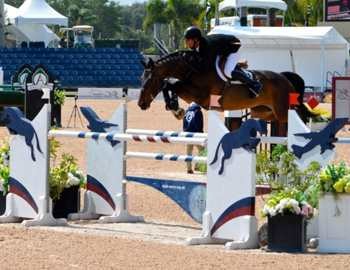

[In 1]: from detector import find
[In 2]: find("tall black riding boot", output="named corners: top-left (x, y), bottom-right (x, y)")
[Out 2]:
top-left (231, 69), bottom-right (262, 96)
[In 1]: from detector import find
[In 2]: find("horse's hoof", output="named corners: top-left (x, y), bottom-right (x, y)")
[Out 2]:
top-left (172, 108), bottom-right (185, 120)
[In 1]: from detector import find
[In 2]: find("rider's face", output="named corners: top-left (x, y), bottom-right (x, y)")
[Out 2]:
top-left (185, 38), bottom-right (199, 50)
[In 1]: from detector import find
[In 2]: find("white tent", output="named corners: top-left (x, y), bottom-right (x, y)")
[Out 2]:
top-left (4, 4), bottom-right (18, 21)
top-left (210, 25), bottom-right (350, 90)
top-left (219, 0), bottom-right (287, 11)
top-left (17, 24), bottom-right (60, 46)
top-left (14, 0), bottom-right (68, 26)
top-left (4, 3), bottom-right (61, 47)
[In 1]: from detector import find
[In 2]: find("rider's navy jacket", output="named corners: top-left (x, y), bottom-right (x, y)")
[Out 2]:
top-left (191, 34), bottom-right (241, 72)
top-left (183, 103), bottom-right (203, 133)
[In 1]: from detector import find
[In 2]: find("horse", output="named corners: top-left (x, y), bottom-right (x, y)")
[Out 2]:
top-left (137, 51), bottom-right (311, 124)
top-left (1, 107), bottom-right (42, 162)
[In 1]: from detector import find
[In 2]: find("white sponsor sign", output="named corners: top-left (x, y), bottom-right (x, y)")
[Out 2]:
top-left (78, 88), bottom-right (141, 100)
top-left (333, 77), bottom-right (350, 122)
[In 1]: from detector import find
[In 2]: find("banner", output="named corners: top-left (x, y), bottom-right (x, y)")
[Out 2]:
top-left (326, 0), bottom-right (350, 21)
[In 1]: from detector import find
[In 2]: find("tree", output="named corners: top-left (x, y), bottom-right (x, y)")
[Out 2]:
top-left (144, 0), bottom-right (203, 50)
top-left (143, 0), bottom-right (168, 30)
top-left (166, 0), bottom-right (202, 48)
top-left (5, 0), bottom-right (23, 7)
top-left (284, 0), bottom-right (323, 26)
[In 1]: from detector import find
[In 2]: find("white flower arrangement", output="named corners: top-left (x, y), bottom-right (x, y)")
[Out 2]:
top-left (66, 170), bottom-right (85, 188)
top-left (262, 190), bottom-right (314, 218)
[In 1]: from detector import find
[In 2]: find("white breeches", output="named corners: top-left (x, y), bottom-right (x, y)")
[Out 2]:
top-left (224, 52), bottom-right (240, 78)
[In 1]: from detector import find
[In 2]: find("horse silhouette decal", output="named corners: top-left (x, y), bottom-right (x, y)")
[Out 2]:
top-left (1, 107), bottom-right (42, 162)
top-left (291, 118), bottom-right (347, 159)
top-left (80, 106), bottom-right (120, 147)
top-left (210, 119), bottom-right (267, 175)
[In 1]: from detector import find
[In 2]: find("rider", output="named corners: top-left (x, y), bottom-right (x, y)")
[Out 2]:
top-left (183, 26), bottom-right (262, 95)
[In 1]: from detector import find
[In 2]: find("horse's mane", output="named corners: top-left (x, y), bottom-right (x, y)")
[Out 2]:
top-left (155, 50), bottom-right (196, 67)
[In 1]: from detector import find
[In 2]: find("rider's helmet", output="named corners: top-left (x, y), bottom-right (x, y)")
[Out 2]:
top-left (184, 26), bottom-right (202, 40)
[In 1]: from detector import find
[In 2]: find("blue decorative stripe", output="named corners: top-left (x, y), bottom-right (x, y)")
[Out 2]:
top-left (151, 154), bottom-right (194, 161)
top-left (91, 133), bottom-right (99, 140)
top-left (9, 177), bottom-right (38, 213)
top-left (126, 176), bottom-right (206, 223)
top-left (87, 175), bottom-right (116, 210)
top-left (106, 133), bottom-right (115, 142)
top-left (155, 154), bottom-right (163, 160)
top-left (154, 131), bottom-right (196, 138)
top-left (211, 197), bottom-right (255, 235)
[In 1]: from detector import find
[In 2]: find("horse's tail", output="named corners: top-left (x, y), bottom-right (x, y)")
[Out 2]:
top-left (33, 130), bottom-right (43, 154)
top-left (280, 71), bottom-right (317, 123)
top-left (209, 139), bottom-right (222, 166)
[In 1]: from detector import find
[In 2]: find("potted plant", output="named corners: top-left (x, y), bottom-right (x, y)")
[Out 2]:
top-left (52, 89), bottom-right (65, 127)
top-left (262, 188), bottom-right (314, 252)
top-left (0, 138), bottom-right (85, 218)
top-left (50, 153), bottom-right (85, 218)
top-left (257, 149), bottom-right (321, 251)
top-left (0, 142), bottom-right (10, 215)
top-left (317, 162), bottom-right (350, 253)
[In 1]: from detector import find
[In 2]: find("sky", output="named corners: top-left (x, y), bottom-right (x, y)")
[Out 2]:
top-left (113, 0), bottom-right (146, 5)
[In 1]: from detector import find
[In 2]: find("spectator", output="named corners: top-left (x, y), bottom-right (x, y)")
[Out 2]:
top-left (183, 102), bottom-right (204, 174)
top-left (59, 38), bottom-right (67, 48)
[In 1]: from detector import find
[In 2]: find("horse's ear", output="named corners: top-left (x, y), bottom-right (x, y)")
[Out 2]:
top-left (148, 58), bottom-right (154, 68)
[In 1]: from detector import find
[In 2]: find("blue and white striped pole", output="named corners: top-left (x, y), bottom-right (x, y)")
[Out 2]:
top-left (49, 130), bottom-right (207, 146)
top-left (126, 129), bottom-right (208, 138)
top-left (126, 151), bottom-right (207, 163)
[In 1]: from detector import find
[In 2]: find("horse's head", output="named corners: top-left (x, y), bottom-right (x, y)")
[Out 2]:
top-left (138, 58), bottom-right (163, 110)
top-left (1, 107), bottom-right (21, 125)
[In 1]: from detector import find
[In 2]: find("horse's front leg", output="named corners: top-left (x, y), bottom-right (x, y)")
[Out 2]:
top-left (161, 80), bottom-right (187, 119)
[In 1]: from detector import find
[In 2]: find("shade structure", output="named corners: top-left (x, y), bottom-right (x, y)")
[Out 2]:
top-left (219, 0), bottom-right (288, 11)
top-left (14, 0), bottom-right (68, 26)
top-left (209, 25), bottom-right (349, 89)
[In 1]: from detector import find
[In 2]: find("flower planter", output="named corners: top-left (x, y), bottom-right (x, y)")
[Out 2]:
top-left (0, 192), bottom-right (6, 215)
top-left (319, 194), bottom-right (350, 253)
top-left (268, 214), bottom-right (306, 252)
top-left (52, 186), bottom-right (80, 218)
top-left (51, 104), bottom-right (62, 127)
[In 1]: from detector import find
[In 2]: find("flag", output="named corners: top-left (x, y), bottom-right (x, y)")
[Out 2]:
top-left (307, 96), bottom-right (319, 109)
top-left (289, 93), bottom-right (300, 106)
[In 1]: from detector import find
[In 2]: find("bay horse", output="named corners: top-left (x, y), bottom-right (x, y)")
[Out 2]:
top-left (138, 51), bottom-right (310, 123)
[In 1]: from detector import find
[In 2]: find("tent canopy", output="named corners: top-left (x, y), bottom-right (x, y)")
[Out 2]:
top-left (5, 4), bottom-right (18, 20)
top-left (5, 3), bottom-right (61, 46)
top-left (210, 26), bottom-right (349, 48)
top-left (209, 26), bottom-right (349, 89)
top-left (15, 0), bottom-right (68, 26)
top-left (219, 0), bottom-right (288, 11)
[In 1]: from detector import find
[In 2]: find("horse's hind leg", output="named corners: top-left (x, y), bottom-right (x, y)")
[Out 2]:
top-left (219, 150), bottom-right (233, 175)
top-left (26, 138), bottom-right (36, 161)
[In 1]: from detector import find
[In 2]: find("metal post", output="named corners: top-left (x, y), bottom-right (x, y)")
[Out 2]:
top-left (215, 0), bottom-right (220, 26)
top-left (122, 87), bottom-right (128, 180)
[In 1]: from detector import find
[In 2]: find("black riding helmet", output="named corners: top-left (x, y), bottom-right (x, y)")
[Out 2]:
top-left (184, 26), bottom-right (202, 39)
